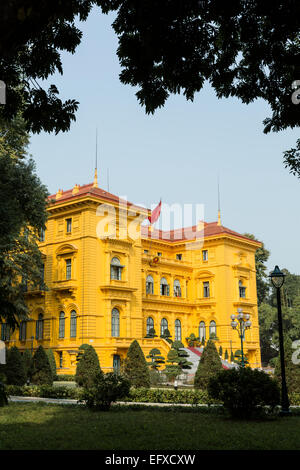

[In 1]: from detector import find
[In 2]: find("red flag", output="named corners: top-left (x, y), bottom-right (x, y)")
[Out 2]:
top-left (148, 200), bottom-right (161, 224)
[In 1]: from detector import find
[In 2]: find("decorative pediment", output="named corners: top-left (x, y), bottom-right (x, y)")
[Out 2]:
top-left (195, 270), bottom-right (215, 280)
top-left (56, 244), bottom-right (78, 256)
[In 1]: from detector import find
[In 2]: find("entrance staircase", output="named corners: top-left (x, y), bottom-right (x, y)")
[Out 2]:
top-left (184, 347), bottom-right (239, 375)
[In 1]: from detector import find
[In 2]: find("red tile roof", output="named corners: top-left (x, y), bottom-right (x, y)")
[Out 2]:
top-left (141, 222), bottom-right (261, 245)
top-left (47, 183), bottom-right (260, 246)
top-left (48, 183), bottom-right (148, 214)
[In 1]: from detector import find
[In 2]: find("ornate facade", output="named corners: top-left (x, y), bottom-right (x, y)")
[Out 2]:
top-left (2, 180), bottom-right (262, 373)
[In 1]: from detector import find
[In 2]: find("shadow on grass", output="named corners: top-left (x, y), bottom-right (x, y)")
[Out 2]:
top-left (0, 402), bottom-right (299, 451)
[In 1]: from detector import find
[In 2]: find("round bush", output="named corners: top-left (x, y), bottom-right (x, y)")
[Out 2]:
top-left (208, 367), bottom-right (280, 419)
top-left (80, 372), bottom-right (130, 411)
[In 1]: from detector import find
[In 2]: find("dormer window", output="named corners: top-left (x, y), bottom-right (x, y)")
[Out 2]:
top-left (239, 280), bottom-right (246, 298)
top-left (110, 257), bottom-right (123, 280)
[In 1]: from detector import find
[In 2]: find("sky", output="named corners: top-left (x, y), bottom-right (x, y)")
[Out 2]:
top-left (28, 7), bottom-right (300, 275)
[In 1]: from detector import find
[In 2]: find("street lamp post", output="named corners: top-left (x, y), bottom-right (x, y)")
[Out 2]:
top-left (230, 308), bottom-right (252, 368)
top-left (269, 265), bottom-right (290, 416)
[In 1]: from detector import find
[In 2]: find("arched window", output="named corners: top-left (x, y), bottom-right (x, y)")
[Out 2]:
top-left (175, 319), bottom-right (181, 341)
top-left (160, 318), bottom-right (168, 336)
top-left (239, 280), bottom-right (246, 298)
top-left (146, 275), bottom-right (154, 294)
top-left (111, 308), bottom-right (120, 337)
top-left (70, 310), bottom-right (77, 338)
top-left (160, 277), bottom-right (169, 296)
top-left (209, 320), bottom-right (217, 338)
top-left (146, 317), bottom-right (154, 335)
top-left (59, 311), bottom-right (65, 338)
top-left (36, 313), bottom-right (44, 340)
top-left (110, 257), bottom-right (123, 280)
top-left (173, 280), bottom-right (181, 297)
top-left (199, 321), bottom-right (206, 342)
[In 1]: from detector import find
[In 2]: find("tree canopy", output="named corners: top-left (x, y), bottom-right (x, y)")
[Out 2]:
top-left (0, 1), bottom-right (299, 175)
top-left (243, 233), bottom-right (270, 305)
top-left (0, 116), bottom-right (48, 328)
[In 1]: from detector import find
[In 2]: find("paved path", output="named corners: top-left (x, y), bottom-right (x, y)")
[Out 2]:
top-left (8, 396), bottom-right (217, 407)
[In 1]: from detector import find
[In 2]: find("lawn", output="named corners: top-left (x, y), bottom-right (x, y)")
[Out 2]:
top-left (0, 403), bottom-right (300, 450)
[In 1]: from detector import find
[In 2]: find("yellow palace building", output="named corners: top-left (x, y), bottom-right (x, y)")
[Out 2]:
top-left (2, 175), bottom-right (262, 373)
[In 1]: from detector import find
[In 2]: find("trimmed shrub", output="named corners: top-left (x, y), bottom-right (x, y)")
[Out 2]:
top-left (55, 374), bottom-right (75, 382)
top-left (30, 345), bottom-right (53, 385)
top-left (75, 344), bottom-right (102, 388)
top-left (80, 372), bottom-right (130, 410)
top-left (46, 348), bottom-right (57, 380)
top-left (194, 339), bottom-right (223, 389)
top-left (160, 329), bottom-right (173, 344)
top-left (123, 340), bottom-right (150, 388)
top-left (126, 387), bottom-right (212, 405)
top-left (0, 380), bottom-right (8, 406)
top-left (5, 346), bottom-right (26, 385)
top-left (185, 333), bottom-right (200, 347)
top-left (165, 341), bottom-right (192, 382)
top-left (208, 367), bottom-right (280, 419)
top-left (146, 348), bottom-right (165, 370)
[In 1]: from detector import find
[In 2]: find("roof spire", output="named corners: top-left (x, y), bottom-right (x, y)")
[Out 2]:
top-left (217, 175), bottom-right (221, 226)
top-left (93, 128), bottom-right (98, 188)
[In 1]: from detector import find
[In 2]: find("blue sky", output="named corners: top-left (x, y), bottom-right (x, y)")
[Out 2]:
top-left (28, 7), bottom-right (300, 275)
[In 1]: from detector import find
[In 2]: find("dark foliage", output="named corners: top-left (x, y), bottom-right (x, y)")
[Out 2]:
top-left (22, 349), bottom-right (32, 381)
top-left (80, 372), bottom-right (130, 410)
top-left (75, 344), bottom-right (102, 388)
top-left (194, 339), bottom-right (223, 389)
top-left (30, 345), bottom-right (53, 385)
top-left (46, 348), bottom-right (57, 381)
top-left (123, 340), bottom-right (150, 388)
top-left (0, 116), bottom-right (48, 329)
top-left (208, 367), bottom-right (280, 419)
top-left (0, 380), bottom-right (8, 407)
top-left (5, 346), bottom-right (26, 385)
top-left (274, 337), bottom-right (300, 394)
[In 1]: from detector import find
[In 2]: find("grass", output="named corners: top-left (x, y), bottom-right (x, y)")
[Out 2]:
top-left (1, 402), bottom-right (300, 450)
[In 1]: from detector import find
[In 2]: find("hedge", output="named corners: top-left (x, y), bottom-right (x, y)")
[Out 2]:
top-left (55, 375), bottom-right (76, 382)
top-left (6, 385), bottom-right (83, 400)
top-left (5, 385), bottom-right (300, 407)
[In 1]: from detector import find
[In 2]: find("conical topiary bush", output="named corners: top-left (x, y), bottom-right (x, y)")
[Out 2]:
top-left (30, 345), bottom-right (53, 385)
top-left (194, 339), bottom-right (223, 389)
top-left (22, 349), bottom-right (32, 382)
top-left (5, 346), bottom-right (26, 385)
top-left (123, 340), bottom-right (150, 388)
top-left (46, 348), bottom-right (57, 381)
top-left (75, 344), bottom-right (102, 388)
